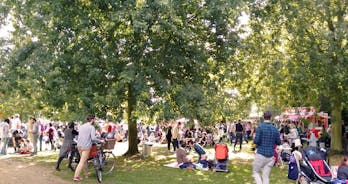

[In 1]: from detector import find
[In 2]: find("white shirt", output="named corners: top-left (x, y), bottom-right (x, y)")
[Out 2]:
top-left (308, 133), bottom-right (318, 147)
top-left (289, 128), bottom-right (298, 139)
top-left (10, 117), bottom-right (21, 131)
top-left (228, 123), bottom-right (236, 133)
top-left (0, 122), bottom-right (10, 138)
top-left (0, 122), bottom-right (4, 138)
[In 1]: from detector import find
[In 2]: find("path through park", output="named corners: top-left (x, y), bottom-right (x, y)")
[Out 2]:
top-left (0, 156), bottom-right (67, 184)
top-left (0, 141), bottom-right (129, 184)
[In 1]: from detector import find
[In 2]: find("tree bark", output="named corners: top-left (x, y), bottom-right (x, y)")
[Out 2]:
top-left (125, 83), bottom-right (139, 156)
top-left (330, 94), bottom-right (342, 152)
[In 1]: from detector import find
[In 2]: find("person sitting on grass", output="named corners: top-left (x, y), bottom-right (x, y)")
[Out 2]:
top-left (198, 154), bottom-right (215, 170)
top-left (176, 141), bottom-right (196, 170)
top-left (19, 139), bottom-right (33, 154)
top-left (193, 142), bottom-right (206, 162)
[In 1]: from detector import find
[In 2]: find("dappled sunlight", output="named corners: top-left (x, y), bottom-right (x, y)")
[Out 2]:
top-left (0, 142), bottom-right (291, 183)
top-left (110, 144), bottom-right (290, 184)
top-left (113, 141), bottom-right (128, 156)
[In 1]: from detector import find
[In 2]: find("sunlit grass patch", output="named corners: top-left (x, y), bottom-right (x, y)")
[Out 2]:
top-left (8, 145), bottom-right (293, 184)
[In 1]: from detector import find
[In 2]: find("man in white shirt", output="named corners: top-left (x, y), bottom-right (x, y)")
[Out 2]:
top-left (1, 119), bottom-right (11, 155)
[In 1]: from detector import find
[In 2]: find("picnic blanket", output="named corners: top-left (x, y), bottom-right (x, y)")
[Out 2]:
top-left (163, 162), bottom-right (179, 169)
top-left (163, 162), bottom-right (210, 171)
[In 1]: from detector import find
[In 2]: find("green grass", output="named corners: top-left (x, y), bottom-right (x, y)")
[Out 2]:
top-left (108, 158), bottom-right (290, 184)
top-left (11, 146), bottom-right (293, 184)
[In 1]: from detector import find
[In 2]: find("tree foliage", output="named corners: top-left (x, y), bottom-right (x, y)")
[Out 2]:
top-left (1, 0), bottom-right (248, 155)
top-left (244, 0), bottom-right (348, 151)
top-left (2, 0), bottom-right (347, 154)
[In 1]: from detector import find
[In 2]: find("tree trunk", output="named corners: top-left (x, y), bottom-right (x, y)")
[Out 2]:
top-left (125, 83), bottom-right (139, 156)
top-left (330, 95), bottom-right (342, 152)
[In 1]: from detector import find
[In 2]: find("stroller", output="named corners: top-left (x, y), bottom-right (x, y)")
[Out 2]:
top-left (214, 143), bottom-right (229, 172)
top-left (298, 147), bottom-right (332, 184)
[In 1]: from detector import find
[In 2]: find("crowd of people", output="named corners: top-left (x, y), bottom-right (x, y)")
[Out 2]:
top-left (0, 114), bottom-right (129, 156)
top-left (137, 119), bottom-right (256, 153)
top-left (0, 115), bottom-right (40, 156)
top-left (1, 112), bottom-right (348, 183)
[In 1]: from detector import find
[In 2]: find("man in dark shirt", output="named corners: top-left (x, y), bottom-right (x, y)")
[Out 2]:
top-left (234, 120), bottom-right (244, 151)
top-left (252, 112), bottom-right (281, 184)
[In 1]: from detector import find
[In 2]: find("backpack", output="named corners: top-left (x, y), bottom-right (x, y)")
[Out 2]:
top-left (288, 154), bottom-right (299, 180)
top-left (215, 143), bottom-right (228, 160)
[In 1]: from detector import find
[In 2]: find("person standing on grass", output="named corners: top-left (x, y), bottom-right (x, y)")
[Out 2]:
top-left (56, 122), bottom-right (78, 171)
top-left (166, 122), bottom-right (172, 152)
top-left (10, 114), bottom-right (21, 152)
top-left (171, 122), bottom-right (180, 151)
top-left (245, 121), bottom-right (252, 140)
top-left (73, 115), bottom-right (99, 182)
top-left (39, 121), bottom-right (46, 151)
top-left (234, 120), bottom-right (244, 151)
top-left (0, 119), bottom-right (11, 155)
top-left (228, 121), bottom-right (236, 145)
top-left (253, 111), bottom-right (281, 184)
top-left (47, 123), bottom-right (56, 150)
top-left (29, 117), bottom-right (39, 156)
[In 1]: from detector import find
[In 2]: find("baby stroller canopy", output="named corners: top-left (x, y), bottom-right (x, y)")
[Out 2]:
top-left (301, 147), bottom-right (332, 183)
top-left (302, 147), bottom-right (327, 161)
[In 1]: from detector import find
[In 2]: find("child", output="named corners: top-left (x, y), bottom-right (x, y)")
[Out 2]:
top-left (308, 132), bottom-right (318, 147)
top-left (19, 139), bottom-right (33, 154)
top-left (288, 140), bottom-right (304, 181)
top-left (279, 140), bottom-right (292, 162)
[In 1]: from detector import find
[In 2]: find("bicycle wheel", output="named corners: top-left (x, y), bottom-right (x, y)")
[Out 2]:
top-left (94, 157), bottom-right (103, 183)
top-left (102, 151), bottom-right (116, 174)
top-left (97, 169), bottom-right (102, 183)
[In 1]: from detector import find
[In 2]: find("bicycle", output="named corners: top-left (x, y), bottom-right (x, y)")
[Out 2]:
top-left (70, 139), bottom-right (117, 183)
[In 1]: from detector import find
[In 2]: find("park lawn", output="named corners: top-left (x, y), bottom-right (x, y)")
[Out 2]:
top-left (14, 146), bottom-right (293, 184)
top-left (17, 145), bottom-right (345, 184)
top-left (51, 155), bottom-right (291, 184)
top-left (109, 157), bottom-right (291, 184)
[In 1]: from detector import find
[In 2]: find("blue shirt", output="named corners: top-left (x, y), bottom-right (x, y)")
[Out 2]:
top-left (253, 122), bottom-right (281, 157)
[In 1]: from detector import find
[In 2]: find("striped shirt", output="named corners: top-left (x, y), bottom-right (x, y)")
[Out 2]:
top-left (253, 122), bottom-right (281, 157)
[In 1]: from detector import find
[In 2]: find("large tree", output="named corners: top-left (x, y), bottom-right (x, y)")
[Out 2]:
top-left (245, 0), bottom-right (348, 152)
top-left (1, 0), bottom-right (246, 155)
